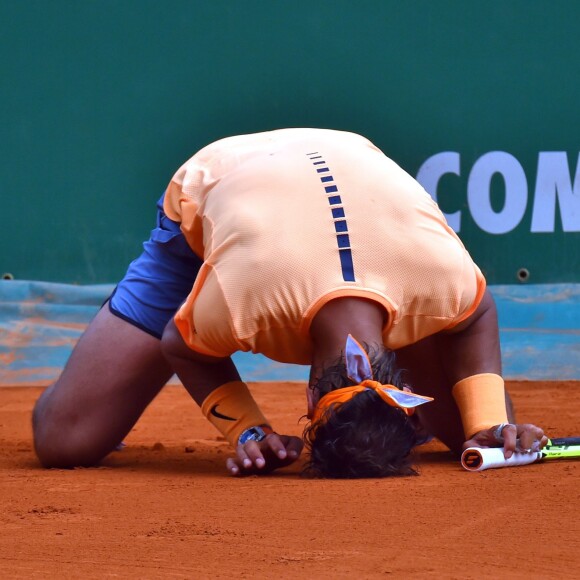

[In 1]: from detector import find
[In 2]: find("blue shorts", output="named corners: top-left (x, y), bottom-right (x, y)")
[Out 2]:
top-left (108, 194), bottom-right (203, 338)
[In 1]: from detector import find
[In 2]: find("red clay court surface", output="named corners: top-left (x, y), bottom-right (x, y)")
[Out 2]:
top-left (1, 380), bottom-right (578, 578)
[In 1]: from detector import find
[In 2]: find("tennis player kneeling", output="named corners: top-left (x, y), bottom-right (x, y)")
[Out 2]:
top-left (32, 129), bottom-right (548, 478)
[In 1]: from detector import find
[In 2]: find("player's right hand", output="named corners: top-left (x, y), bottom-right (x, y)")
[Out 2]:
top-left (226, 433), bottom-right (304, 476)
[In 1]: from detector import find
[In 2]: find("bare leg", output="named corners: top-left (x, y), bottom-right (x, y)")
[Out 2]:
top-left (32, 306), bottom-right (173, 467)
top-left (395, 334), bottom-right (515, 456)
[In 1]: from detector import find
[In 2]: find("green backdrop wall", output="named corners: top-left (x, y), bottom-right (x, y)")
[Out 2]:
top-left (2, 1), bottom-right (578, 285)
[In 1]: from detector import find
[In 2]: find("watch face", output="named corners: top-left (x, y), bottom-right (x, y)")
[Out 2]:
top-left (239, 426), bottom-right (266, 445)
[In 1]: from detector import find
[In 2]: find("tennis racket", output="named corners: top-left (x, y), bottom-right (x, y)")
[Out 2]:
top-left (461, 437), bottom-right (580, 472)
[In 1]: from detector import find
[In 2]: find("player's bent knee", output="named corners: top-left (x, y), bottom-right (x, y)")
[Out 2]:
top-left (33, 426), bottom-right (110, 469)
top-left (32, 395), bottom-right (110, 469)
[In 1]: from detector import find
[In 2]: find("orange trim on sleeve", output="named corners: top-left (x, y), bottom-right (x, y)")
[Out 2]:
top-left (300, 288), bottom-right (396, 337)
top-left (162, 181), bottom-right (185, 222)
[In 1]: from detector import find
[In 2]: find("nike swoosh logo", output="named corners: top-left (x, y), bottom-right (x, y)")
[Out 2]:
top-left (210, 404), bottom-right (236, 421)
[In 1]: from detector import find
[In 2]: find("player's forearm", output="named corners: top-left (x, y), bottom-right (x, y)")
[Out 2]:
top-left (161, 319), bottom-right (271, 447)
top-left (161, 318), bottom-right (241, 404)
top-left (438, 290), bottom-right (511, 439)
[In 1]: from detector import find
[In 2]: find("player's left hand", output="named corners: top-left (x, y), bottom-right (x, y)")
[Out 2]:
top-left (463, 423), bottom-right (549, 459)
top-left (226, 433), bottom-right (304, 476)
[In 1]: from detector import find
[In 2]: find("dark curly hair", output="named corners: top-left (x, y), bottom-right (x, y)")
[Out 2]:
top-left (303, 344), bottom-right (418, 478)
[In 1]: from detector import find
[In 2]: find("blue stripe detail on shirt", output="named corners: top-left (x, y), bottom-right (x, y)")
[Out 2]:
top-left (306, 152), bottom-right (355, 282)
top-left (339, 249), bottom-right (355, 282)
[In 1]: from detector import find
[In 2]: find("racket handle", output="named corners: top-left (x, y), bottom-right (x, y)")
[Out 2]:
top-left (548, 437), bottom-right (580, 446)
top-left (461, 447), bottom-right (541, 471)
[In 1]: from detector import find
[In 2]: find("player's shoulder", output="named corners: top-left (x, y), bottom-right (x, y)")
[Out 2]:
top-left (197, 127), bottom-right (378, 154)
top-left (182, 128), bottom-right (385, 175)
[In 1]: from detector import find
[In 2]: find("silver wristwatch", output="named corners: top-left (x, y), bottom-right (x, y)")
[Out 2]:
top-left (238, 425), bottom-right (270, 445)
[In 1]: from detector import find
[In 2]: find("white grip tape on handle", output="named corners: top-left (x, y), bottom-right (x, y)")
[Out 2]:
top-left (461, 447), bottom-right (541, 471)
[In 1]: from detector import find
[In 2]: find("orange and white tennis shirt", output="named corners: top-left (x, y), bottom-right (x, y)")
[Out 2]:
top-left (163, 128), bottom-right (485, 364)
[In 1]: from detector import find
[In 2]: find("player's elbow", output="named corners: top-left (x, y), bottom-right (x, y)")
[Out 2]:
top-left (161, 319), bottom-right (220, 365)
top-left (160, 318), bottom-right (187, 363)
top-left (447, 289), bottom-right (498, 335)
